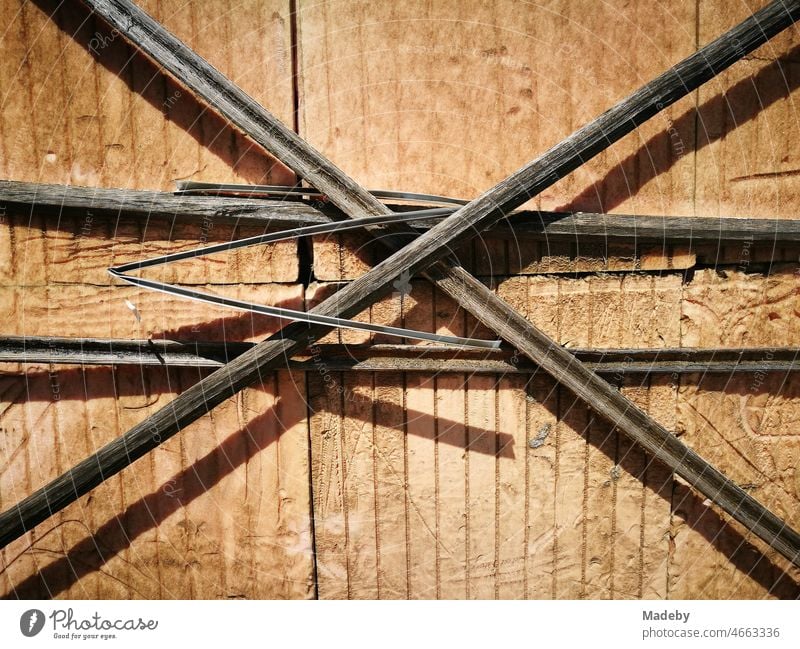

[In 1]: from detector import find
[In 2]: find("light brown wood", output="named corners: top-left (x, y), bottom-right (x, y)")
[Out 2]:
top-left (296, 0), bottom-right (699, 279)
top-left (295, 0), bottom-right (800, 597)
top-left (0, 284), bottom-right (303, 340)
top-left (1, 3), bottom-right (800, 596)
top-left (0, 0), bottom-right (312, 599)
top-left (302, 265), bottom-right (800, 597)
top-left (669, 2), bottom-right (800, 594)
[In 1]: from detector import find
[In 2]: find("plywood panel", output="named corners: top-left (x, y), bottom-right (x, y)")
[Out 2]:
top-left (4, 0), bottom-right (800, 602)
top-left (307, 271), bottom-right (684, 598)
top-left (0, 283), bottom-right (304, 341)
top-left (0, 0), bottom-right (312, 600)
top-left (660, 1), bottom-right (800, 600)
top-left (669, 373), bottom-right (800, 599)
top-left (296, 0), bottom-right (698, 279)
top-left (0, 365), bottom-right (314, 599)
top-left (695, 3), bottom-right (800, 221)
top-left (0, 0), bottom-right (295, 188)
top-left (298, 0), bottom-right (799, 599)
top-left (1, 209), bottom-right (298, 285)
top-left (681, 267), bottom-right (800, 347)
top-left (671, 268), bottom-right (800, 598)
top-left (0, 0), bottom-right (299, 285)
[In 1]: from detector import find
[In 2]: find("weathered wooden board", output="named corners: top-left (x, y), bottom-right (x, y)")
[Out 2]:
top-left (306, 273), bottom-right (684, 597)
top-left (668, 1), bottom-right (800, 598)
top-left (0, 0), bottom-right (313, 599)
top-left (3, 0), bottom-right (800, 600)
top-left (296, 0), bottom-right (698, 280)
top-left (297, 0), bottom-right (800, 599)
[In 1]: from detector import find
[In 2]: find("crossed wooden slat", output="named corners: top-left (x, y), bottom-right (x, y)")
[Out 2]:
top-left (4, 336), bottom-right (800, 375)
top-left (1, 0), bottom-right (799, 575)
top-left (5, 179), bottom-right (800, 241)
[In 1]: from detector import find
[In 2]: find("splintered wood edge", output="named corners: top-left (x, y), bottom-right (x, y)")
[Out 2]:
top-left (3, 178), bottom-right (800, 242)
top-left (1, 336), bottom-right (798, 375)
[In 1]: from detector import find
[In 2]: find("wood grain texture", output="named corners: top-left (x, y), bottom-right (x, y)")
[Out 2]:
top-left (296, 0), bottom-right (698, 278)
top-left (695, 0), bottom-right (800, 221)
top-left (4, 0), bottom-right (800, 571)
top-left (0, 366), bottom-right (314, 599)
top-left (667, 0), bottom-right (800, 593)
top-left (303, 272), bottom-right (679, 597)
top-left (300, 3), bottom-right (796, 597)
top-left (6, 335), bottom-right (800, 375)
top-left (9, 179), bottom-right (800, 283)
top-left (4, 0), bottom-right (800, 596)
top-left (7, 2), bottom-right (772, 554)
top-left (0, 0), bottom-right (312, 598)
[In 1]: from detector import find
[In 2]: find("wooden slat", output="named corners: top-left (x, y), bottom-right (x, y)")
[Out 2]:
top-left (8, 179), bottom-right (800, 243)
top-left (0, 0), bottom-right (311, 598)
top-left (4, 0), bottom-right (799, 577)
top-left (7, 178), bottom-right (800, 282)
top-left (669, 1), bottom-right (800, 594)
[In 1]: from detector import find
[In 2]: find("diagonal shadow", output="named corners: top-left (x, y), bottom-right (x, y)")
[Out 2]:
top-left (2, 371), bottom-right (513, 598)
top-left (2, 405), bottom-right (280, 599)
top-left (536, 378), bottom-right (799, 598)
top-left (13, 0), bottom-right (797, 599)
top-left (0, 363), bottom-right (511, 450)
top-left (6, 370), bottom-right (792, 599)
top-left (559, 46), bottom-right (800, 215)
top-left (306, 371), bottom-right (514, 457)
top-left (298, 50), bottom-right (800, 281)
top-left (32, 0), bottom-right (294, 187)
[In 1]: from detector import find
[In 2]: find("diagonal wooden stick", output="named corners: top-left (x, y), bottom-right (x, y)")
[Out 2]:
top-left (1, 0), bottom-right (798, 568)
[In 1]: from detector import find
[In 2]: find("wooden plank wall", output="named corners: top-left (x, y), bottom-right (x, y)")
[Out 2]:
top-left (1, 0), bottom-right (799, 600)
top-left (0, 0), bottom-right (314, 598)
top-left (296, 0), bottom-right (800, 599)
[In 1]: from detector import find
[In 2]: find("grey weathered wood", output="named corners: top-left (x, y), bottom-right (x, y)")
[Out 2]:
top-left (4, 178), bottom-right (800, 243)
top-left (2, 336), bottom-right (798, 375)
top-left (0, 179), bottom-right (330, 229)
top-left (2, 0), bottom-right (798, 567)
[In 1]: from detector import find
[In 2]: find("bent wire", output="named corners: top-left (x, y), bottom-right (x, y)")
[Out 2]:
top-left (109, 189), bottom-right (502, 350)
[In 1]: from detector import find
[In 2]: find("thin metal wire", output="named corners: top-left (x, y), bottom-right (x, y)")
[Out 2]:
top-left (109, 190), bottom-right (501, 350)
top-left (174, 181), bottom-right (469, 207)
